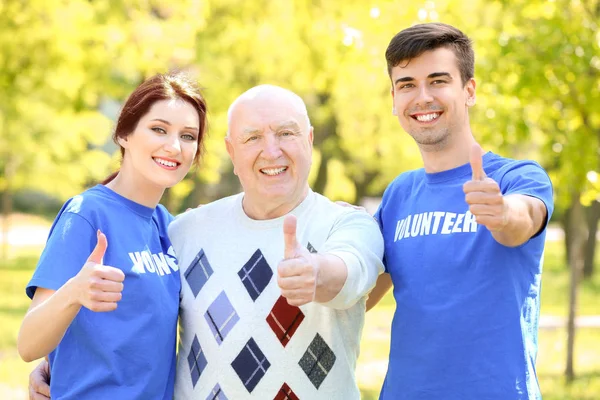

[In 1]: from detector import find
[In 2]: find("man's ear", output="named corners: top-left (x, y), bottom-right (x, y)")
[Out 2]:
top-left (224, 136), bottom-right (237, 176)
top-left (308, 126), bottom-right (314, 146)
top-left (465, 78), bottom-right (476, 107)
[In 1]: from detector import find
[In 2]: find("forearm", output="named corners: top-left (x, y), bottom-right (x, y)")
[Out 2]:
top-left (18, 281), bottom-right (82, 362)
top-left (366, 273), bottom-right (393, 311)
top-left (313, 253), bottom-right (348, 303)
top-left (492, 194), bottom-right (547, 247)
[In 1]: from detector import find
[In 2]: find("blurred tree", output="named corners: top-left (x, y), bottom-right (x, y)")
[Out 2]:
top-left (0, 0), bottom-right (218, 257)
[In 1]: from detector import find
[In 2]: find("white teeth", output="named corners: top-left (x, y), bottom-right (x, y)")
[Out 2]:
top-left (261, 167), bottom-right (287, 176)
top-left (155, 158), bottom-right (177, 167)
top-left (415, 113), bottom-right (440, 122)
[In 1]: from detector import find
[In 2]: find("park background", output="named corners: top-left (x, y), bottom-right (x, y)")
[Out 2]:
top-left (1, 0), bottom-right (599, 398)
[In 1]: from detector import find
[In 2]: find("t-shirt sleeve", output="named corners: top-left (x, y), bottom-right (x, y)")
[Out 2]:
top-left (319, 210), bottom-right (385, 310)
top-left (498, 161), bottom-right (554, 234)
top-left (26, 212), bottom-right (96, 299)
top-left (373, 202), bottom-right (389, 273)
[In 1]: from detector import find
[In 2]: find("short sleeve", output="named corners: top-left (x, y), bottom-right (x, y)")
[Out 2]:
top-left (319, 210), bottom-right (384, 309)
top-left (497, 161), bottom-right (554, 231)
top-left (26, 212), bottom-right (96, 299)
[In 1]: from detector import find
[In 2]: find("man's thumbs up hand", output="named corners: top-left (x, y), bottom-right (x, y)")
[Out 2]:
top-left (277, 215), bottom-right (319, 307)
top-left (463, 144), bottom-right (508, 232)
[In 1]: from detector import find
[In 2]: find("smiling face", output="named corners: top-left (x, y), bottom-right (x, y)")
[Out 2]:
top-left (225, 88), bottom-right (313, 219)
top-left (119, 99), bottom-right (200, 191)
top-left (390, 47), bottom-right (476, 151)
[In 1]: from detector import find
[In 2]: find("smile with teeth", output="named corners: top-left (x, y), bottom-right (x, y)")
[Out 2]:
top-left (414, 112), bottom-right (441, 122)
top-left (260, 167), bottom-right (287, 176)
top-left (154, 157), bottom-right (179, 168)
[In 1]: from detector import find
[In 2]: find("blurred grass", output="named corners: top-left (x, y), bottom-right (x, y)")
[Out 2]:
top-left (1, 228), bottom-right (599, 399)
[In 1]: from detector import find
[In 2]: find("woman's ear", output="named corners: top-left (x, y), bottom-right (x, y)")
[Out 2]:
top-left (117, 136), bottom-right (129, 148)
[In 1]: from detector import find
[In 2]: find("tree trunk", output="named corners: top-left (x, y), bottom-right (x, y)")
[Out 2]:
top-left (1, 189), bottom-right (12, 261)
top-left (562, 204), bottom-right (572, 269)
top-left (583, 201), bottom-right (600, 279)
top-left (565, 192), bottom-right (585, 383)
top-left (1, 156), bottom-right (17, 261)
top-left (312, 152), bottom-right (329, 195)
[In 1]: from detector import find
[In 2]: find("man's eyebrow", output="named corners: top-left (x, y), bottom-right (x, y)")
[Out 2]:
top-left (242, 127), bottom-right (262, 135)
top-left (394, 72), bottom-right (453, 85)
top-left (394, 76), bottom-right (414, 85)
top-left (428, 72), bottom-right (452, 80)
top-left (150, 118), bottom-right (199, 132)
top-left (273, 120), bottom-right (301, 130)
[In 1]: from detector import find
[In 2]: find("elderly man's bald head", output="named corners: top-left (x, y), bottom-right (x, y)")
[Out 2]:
top-left (224, 84), bottom-right (314, 220)
top-left (227, 85), bottom-right (311, 137)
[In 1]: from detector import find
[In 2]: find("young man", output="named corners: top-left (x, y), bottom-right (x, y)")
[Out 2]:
top-left (368, 23), bottom-right (554, 400)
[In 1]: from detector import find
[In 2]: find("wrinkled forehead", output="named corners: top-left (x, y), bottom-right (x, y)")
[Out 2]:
top-left (232, 96), bottom-right (308, 134)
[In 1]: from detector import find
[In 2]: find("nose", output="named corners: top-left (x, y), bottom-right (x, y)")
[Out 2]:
top-left (261, 135), bottom-right (283, 160)
top-left (414, 85), bottom-right (434, 107)
top-left (163, 134), bottom-right (181, 154)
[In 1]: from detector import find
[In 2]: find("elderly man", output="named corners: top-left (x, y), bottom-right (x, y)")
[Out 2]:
top-left (27, 85), bottom-right (382, 399)
top-left (170, 84), bottom-right (383, 399)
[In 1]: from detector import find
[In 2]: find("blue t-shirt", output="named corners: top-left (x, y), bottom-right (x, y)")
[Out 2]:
top-left (26, 185), bottom-right (180, 400)
top-left (375, 153), bottom-right (554, 400)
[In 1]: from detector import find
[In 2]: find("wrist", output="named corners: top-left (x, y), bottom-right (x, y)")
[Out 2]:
top-left (63, 277), bottom-right (84, 309)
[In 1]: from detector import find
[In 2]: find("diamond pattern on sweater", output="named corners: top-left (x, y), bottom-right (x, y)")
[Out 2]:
top-left (274, 383), bottom-right (300, 400)
top-left (266, 295), bottom-right (305, 347)
top-left (298, 333), bottom-right (336, 389)
top-left (238, 249), bottom-right (273, 301)
top-left (204, 291), bottom-right (240, 345)
top-left (206, 383), bottom-right (227, 400)
top-left (307, 242), bottom-right (317, 253)
top-left (187, 335), bottom-right (207, 388)
top-left (184, 249), bottom-right (213, 297)
top-left (231, 338), bottom-right (271, 393)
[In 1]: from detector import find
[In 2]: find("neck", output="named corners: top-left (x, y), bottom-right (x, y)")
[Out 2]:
top-left (242, 187), bottom-right (309, 220)
top-left (420, 131), bottom-right (478, 173)
top-left (105, 171), bottom-right (164, 209)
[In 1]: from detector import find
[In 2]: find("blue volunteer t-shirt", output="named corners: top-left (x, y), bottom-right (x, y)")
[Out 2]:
top-left (375, 152), bottom-right (554, 400)
top-left (26, 184), bottom-right (180, 400)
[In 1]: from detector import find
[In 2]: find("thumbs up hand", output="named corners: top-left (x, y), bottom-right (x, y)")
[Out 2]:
top-left (463, 144), bottom-right (508, 232)
top-left (277, 215), bottom-right (319, 307)
top-left (72, 230), bottom-right (125, 312)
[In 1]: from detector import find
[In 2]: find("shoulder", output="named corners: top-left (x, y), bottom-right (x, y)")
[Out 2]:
top-left (62, 185), bottom-right (106, 214)
top-left (153, 204), bottom-right (175, 229)
top-left (310, 192), bottom-right (380, 230)
top-left (169, 193), bottom-right (241, 236)
top-left (485, 153), bottom-right (548, 178)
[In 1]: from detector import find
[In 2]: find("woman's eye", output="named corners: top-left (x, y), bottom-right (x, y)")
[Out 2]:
top-left (152, 127), bottom-right (166, 134)
top-left (181, 133), bottom-right (196, 141)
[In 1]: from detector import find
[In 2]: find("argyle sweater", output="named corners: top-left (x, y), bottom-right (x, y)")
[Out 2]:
top-left (169, 190), bottom-right (384, 400)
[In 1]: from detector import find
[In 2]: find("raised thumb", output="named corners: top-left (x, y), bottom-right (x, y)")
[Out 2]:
top-left (283, 215), bottom-right (298, 259)
top-left (88, 229), bottom-right (107, 264)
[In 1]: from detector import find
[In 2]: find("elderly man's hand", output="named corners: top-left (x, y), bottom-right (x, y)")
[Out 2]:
top-left (277, 215), bottom-right (319, 306)
top-left (29, 359), bottom-right (51, 399)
